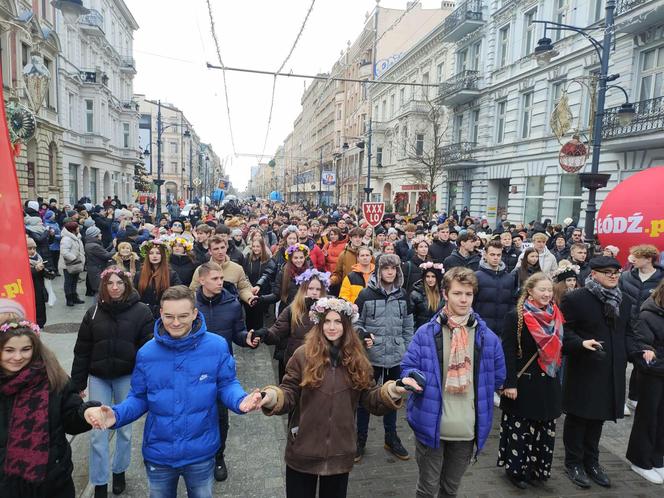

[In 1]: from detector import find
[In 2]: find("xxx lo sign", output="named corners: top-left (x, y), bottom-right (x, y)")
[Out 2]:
top-left (596, 167), bottom-right (664, 265)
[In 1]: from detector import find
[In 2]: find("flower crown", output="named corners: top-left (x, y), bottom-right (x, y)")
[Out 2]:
top-left (309, 297), bottom-right (358, 324)
top-left (552, 263), bottom-right (580, 278)
top-left (285, 244), bottom-right (309, 260)
top-left (168, 236), bottom-right (194, 253)
top-left (139, 238), bottom-right (171, 259)
top-left (100, 267), bottom-right (132, 280)
top-left (295, 269), bottom-right (331, 290)
top-left (419, 261), bottom-right (444, 271)
top-left (0, 321), bottom-right (40, 335)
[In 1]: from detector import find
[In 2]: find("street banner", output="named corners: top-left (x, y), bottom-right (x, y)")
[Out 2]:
top-left (597, 167), bottom-right (664, 265)
top-left (321, 171), bottom-right (336, 186)
top-left (0, 77), bottom-right (36, 321)
top-left (363, 202), bottom-right (386, 228)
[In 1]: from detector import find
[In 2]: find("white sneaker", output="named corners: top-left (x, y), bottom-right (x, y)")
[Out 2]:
top-left (631, 465), bottom-right (664, 484)
top-left (494, 392), bottom-right (501, 407)
top-left (624, 403), bottom-right (631, 417)
top-left (627, 399), bottom-right (638, 411)
top-left (654, 467), bottom-right (664, 480)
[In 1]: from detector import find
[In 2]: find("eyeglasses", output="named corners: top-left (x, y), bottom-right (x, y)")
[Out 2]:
top-left (595, 269), bottom-right (621, 277)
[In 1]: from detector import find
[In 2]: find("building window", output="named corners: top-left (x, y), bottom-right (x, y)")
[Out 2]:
top-left (558, 174), bottom-right (582, 222)
top-left (85, 99), bottom-right (94, 133)
top-left (399, 87), bottom-right (405, 108)
top-left (390, 94), bottom-right (395, 117)
top-left (524, 175), bottom-right (545, 223)
top-left (554, 0), bottom-right (566, 41)
top-left (170, 141), bottom-right (178, 154)
top-left (170, 161), bottom-right (178, 174)
top-left (454, 114), bottom-right (464, 143)
top-left (436, 62), bottom-right (444, 83)
top-left (639, 46), bottom-right (664, 101)
top-left (524, 8), bottom-right (537, 57)
top-left (471, 41), bottom-right (481, 71)
top-left (381, 99), bottom-right (387, 121)
top-left (470, 109), bottom-right (480, 143)
top-left (48, 143), bottom-right (57, 186)
top-left (68, 93), bottom-right (75, 128)
top-left (21, 43), bottom-right (29, 67)
top-left (402, 125), bottom-right (408, 154)
top-left (44, 58), bottom-right (52, 107)
top-left (422, 72), bottom-right (429, 100)
top-left (415, 134), bottom-right (424, 157)
top-left (521, 91), bottom-right (534, 138)
top-left (376, 146), bottom-right (383, 166)
top-left (68, 164), bottom-right (78, 204)
top-left (123, 123), bottom-right (130, 148)
top-left (387, 141), bottom-right (393, 164)
top-left (336, 104), bottom-right (342, 120)
top-left (498, 25), bottom-right (510, 68)
top-left (550, 80), bottom-right (565, 115)
top-left (457, 49), bottom-right (467, 73)
top-left (592, 0), bottom-right (603, 22)
top-left (90, 168), bottom-right (98, 202)
top-left (496, 100), bottom-right (507, 143)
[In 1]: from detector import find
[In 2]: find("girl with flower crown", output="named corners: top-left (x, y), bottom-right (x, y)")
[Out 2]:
top-left (168, 237), bottom-right (198, 286)
top-left (71, 266), bottom-right (154, 497)
top-left (0, 321), bottom-right (101, 497)
top-left (256, 270), bottom-right (329, 381)
top-left (134, 239), bottom-right (181, 318)
top-left (258, 298), bottom-right (419, 498)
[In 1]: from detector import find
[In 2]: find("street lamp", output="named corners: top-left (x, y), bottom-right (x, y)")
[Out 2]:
top-left (532, 0), bottom-right (636, 245)
top-left (51, 0), bottom-right (90, 25)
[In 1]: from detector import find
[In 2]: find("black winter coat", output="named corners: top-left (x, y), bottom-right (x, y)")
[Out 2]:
top-left (474, 263), bottom-right (517, 337)
top-left (91, 212), bottom-right (114, 248)
top-left (620, 266), bottom-right (664, 326)
top-left (261, 303), bottom-right (317, 366)
top-left (395, 238), bottom-right (414, 261)
top-left (402, 255), bottom-right (427, 294)
top-left (134, 268), bottom-right (182, 318)
top-left (560, 288), bottom-right (631, 421)
top-left (243, 256), bottom-right (275, 290)
top-left (409, 280), bottom-right (443, 329)
top-left (444, 249), bottom-right (480, 271)
top-left (192, 241), bottom-right (210, 266)
top-left (552, 246), bottom-right (570, 262)
top-left (70, 291), bottom-right (154, 391)
top-left (169, 254), bottom-right (198, 287)
top-left (30, 262), bottom-right (47, 328)
top-left (84, 239), bottom-right (115, 291)
top-left (501, 246), bottom-right (521, 273)
top-left (627, 297), bottom-right (664, 376)
top-left (568, 258), bottom-right (591, 287)
top-left (500, 310), bottom-right (562, 421)
top-left (0, 380), bottom-right (93, 497)
top-left (428, 239), bottom-right (454, 264)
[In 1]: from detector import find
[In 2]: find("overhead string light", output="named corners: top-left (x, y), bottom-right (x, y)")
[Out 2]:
top-left (206, 0), bottom-right (238, 156)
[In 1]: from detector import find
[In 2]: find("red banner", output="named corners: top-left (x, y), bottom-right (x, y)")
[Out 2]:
top-left (0, 78), bottom-right (36, 321)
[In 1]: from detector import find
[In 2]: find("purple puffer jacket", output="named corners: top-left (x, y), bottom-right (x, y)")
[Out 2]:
top-left (401, 312), bottom-right (506, 453)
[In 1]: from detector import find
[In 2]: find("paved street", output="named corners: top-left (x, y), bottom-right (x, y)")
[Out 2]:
top-left (41, 276), bottom-right (662, 497)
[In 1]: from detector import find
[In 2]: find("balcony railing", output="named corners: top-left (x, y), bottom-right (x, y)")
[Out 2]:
top-left (438, 70), bottom-right (480, 99)
top-left (441, 0), bottom-right (484, 42)
top-left (439, 142), bottom-right (477, 164)
top-left (121, 56), bottom-right (136, 69)
top-left (616, 0), bottom-right (648, 15)
top-left (602, 96), bottom-right (664, 139)
top-left (79, 9), bottom-right (104, 31)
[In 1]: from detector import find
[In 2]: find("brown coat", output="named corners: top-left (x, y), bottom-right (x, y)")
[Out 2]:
top-left (263, 306), bottom-right (315, 366)
top-left (263, 347), bottom-right (402, 475)
top-left (331, 244), bottom-right (359, 286)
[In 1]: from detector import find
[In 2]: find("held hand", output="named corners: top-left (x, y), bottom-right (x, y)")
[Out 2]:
top-left (259, 389), bottom-right (276, 409)
top-left (643, 350), bottom-right (656, 364)
top-left (364, 334), bottom-right (375, 349)
top-left (251, 286), bottom-right (260, 295)
top-left (396, 377), bottom-right (423, 394)
top-left (582, 339), bottom-right (602, 351)
top-left (248, 295), bottom-right (259, 307)
top-left (502, 388), bottom-right (517, 400)
top-left (84, 405), bottom-right (116, 429)
top-left (239, 389), bottom-right (263, 413)
top-left (246, 330), bottom-right (260, 348)
top-left (79, 390), bottom-right (87, 399)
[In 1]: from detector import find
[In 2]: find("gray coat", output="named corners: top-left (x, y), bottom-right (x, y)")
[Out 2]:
top-left (84, 238), bottom-right (116, 291)
top-left (355, 269), bottom-right (414, 368)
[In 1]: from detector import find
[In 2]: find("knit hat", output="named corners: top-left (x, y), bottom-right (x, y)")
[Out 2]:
top-left (387, 227), bottom-right (398, 236)
top-left (231, 228), bottom-right (243, 238)
top-left (64, 221), bottom-right (79, 233)
top-left (44, 210), bottom-right (55, 221)
top-left (114, 209), bottom-right (123, 219)
top-left (85, 226), bottom-right (101, 239)
top-left (0, 298), bottom-right (26, 319)
top-left (27, 200), bottom-right (39, 211)
top-left (66, 209), bottom-right (77, 218)
top-left (83, 218), bottom-right (95, 228)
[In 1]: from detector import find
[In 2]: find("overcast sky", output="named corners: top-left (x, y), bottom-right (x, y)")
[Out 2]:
top-left (125, 0), bottom-right (442, 191)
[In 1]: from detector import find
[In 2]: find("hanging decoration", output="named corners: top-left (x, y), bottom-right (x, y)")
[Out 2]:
top-left (559, 135), bottom-right (589, 173)
top-left (23, 54), bottom-right (51, 113)
top-left (550, 93), bottom-right (573, 142)
top-left (5, 101), bottom-right (36, 157)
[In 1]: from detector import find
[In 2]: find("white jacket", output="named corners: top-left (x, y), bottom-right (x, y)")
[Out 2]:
top-left (59, 228), bottom-right (86, 273)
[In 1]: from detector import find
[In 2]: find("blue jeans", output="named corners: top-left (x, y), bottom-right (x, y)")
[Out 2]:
top-left (145, 458), bottom-right (214, 498)
top-left (356, 365), bottom-right (400, 438)
top-left (88, 375), bottom-right (133, 485)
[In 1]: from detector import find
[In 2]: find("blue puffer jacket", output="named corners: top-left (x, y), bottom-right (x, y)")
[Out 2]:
top-left (473, 260), bottom-right (517, 337)
top-left (401, 312), bottom-right (505, 453)
top-left (112, 314), bottom-right (248, 467)
top-left (195, 287), bottom-right (247, 354)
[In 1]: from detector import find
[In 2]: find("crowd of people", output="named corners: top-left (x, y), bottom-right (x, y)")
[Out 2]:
top-left (2, 195), bottom-right (662, 498)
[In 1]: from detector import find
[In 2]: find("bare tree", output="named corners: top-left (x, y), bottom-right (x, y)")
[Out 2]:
top-left (405, 99), bottom-right (449, 219)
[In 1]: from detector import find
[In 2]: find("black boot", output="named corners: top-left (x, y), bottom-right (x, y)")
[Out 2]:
top-left (384, 432), bottom-right (409, 460)
top-left (112, 472), bottom-right (126, 495)
top-left (214, 456), bottom-right (228, 482)
top-left (66, 293), bottom-right (75, 307)
top-left (94, 484), bottom-right (108, 498)
top-left (72, 293), bottom-right (85, 304)
top-left (355, 435), bottom-right (367, 463)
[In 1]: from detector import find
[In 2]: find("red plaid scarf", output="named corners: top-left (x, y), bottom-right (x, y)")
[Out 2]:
top-left (522, 300), bottom-right (564, 377)
top-left (0, 363), bottom-right (50, 482)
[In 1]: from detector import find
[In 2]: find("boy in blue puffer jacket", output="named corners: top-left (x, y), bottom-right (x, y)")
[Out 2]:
top-left (401, 267), bottom-right (506, 498)
top-left (195, 261), bottom-right (259, 482)
top-left (85, 285), bottom-right (263, 498)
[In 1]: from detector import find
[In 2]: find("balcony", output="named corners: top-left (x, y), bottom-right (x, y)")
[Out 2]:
top-left (615, 0), bottom-right (664, 33)
top-left (81, 70), bottom-right (109, 87)
top-left (79, 9), bottom-right (104, 35)
top-left (436, 70), bottom-right (481, 106)
top-left (601, 96), bottom-right (664, 150)
top-left (121, 56), bottom-right (136, 73)
top-left (438, 142), bottom-right (478, 169)
top-left (441, 0), bottom-right (484, 43)
top-left (404, 99), bottom-right (431, 115)
top-left (358, 60), bottom-right (373, 79)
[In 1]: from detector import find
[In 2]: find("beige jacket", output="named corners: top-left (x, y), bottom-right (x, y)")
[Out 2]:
top-left (189, 257), bottom-right (253, 304)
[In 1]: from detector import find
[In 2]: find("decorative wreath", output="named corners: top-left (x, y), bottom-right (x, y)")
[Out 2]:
top-left (100, 267), bottom-right (132, 280)
top-left (285, 244), bottom-right (309, 260)
top-left (139, 238), bottom-right (171, 259)
top-left (6, 101), bottom-right (37, 144)
top-left (0, 321), bottom-right (41, 335)
top-left (294, 268), bottom-right (331, 290)
top-left (309, 297), bottom-right (358, 324)
top-left (167, 236), bottom-right (194, 253)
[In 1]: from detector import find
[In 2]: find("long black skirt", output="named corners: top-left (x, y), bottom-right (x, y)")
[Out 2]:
top-left (497, 412), bottom-right (556, 481)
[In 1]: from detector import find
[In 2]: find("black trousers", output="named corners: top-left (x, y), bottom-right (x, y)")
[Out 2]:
top-left (626, 373), bottom-right (664, 469)
top-left (216, 402), bottom-right (229, 460)
top-left (563, 414), bottom-right (604, 468)
top-left (286, 466), bottom-right (349, 498)
top-left (629, 369), bottom-right (640, 402)
top-left (63, 270), bottom-right (79, 295)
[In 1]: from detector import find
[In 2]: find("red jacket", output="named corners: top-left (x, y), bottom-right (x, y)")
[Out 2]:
top-left (323, 238), bottom-right (347, 274)
top-left (309, 244), bottom-right (325, 271)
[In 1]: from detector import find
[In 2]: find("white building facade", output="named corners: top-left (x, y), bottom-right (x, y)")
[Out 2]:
top-left (57, 0), bottom-right (140, 205)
